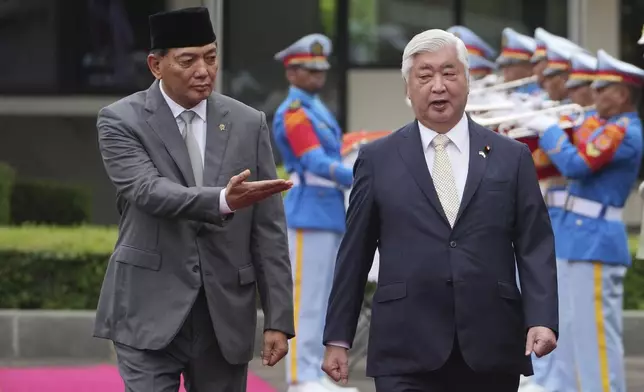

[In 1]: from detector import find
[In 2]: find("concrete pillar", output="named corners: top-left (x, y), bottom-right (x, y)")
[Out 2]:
top-left (577, 0), bottom-right (620, 56)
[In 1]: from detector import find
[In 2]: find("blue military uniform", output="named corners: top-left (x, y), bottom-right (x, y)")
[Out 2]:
top-left (528, 41), bottom-right (595, 392)
top-left (496, 28), bottom-right (543, 96)
top-left (536, 49), bottom-right (644, 392)
top-left (272, 34), bottom-right (358, 392)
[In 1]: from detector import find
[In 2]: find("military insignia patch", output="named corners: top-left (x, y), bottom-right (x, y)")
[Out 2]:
top-left (616, 116), bottom-right (630, 128)
top-left (289, 99), bottom-right (301, 110)
top-left (594, 134), bottom-right (612, 151)
top-left (586, 142), bottom-right (601, 157)
top-left (310, 41), bottom-right (324, 56)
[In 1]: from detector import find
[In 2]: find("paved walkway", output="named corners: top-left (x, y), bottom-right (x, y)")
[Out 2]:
top-left (2, 357), bottom-right (643, 391)
top-left (249, 356), bottom-right (644, 391)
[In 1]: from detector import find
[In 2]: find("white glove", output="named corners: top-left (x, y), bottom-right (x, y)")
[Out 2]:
top-left (524, 115), bottom-right (559, 135)
top-left (480, 74), bottom-right (499, 86)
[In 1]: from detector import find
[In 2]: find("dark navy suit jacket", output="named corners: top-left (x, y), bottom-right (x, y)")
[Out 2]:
top-left (323, 117), bottom-right (558, 378)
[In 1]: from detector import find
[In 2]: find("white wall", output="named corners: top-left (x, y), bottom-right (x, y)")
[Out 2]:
top-left (347, 69), bottom-right (413, 132)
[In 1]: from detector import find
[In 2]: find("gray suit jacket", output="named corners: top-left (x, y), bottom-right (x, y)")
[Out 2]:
top-left (93, 80), bottom-right (294, 364)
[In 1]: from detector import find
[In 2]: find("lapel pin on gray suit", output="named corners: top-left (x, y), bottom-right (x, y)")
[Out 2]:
top-left (322, 29), bottom-right (559, 392)
top-left (93, 6), bottom-right (295, 392)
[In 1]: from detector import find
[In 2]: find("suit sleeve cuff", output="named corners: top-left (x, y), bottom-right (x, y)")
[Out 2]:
top-left (219, 188), bottom-right (234, 214)
top-left (326, 341), bottom-right (350, 349)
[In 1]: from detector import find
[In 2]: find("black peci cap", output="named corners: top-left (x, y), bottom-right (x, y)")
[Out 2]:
top-left (149, 7), bottom-right (216, 50)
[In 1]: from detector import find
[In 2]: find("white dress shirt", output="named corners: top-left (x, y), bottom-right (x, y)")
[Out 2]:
top-left (418, 113), bottom-right (470, 202)
top-left (159, 80), bottom-right (232, 214)
top-left (327, 113), bottom-right (470, 350)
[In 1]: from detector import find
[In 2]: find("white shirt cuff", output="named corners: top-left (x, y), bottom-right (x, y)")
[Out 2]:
top-left (327, 341), bottom-right (350, 349)
top-left (219, 188), bottom-right (234, 214)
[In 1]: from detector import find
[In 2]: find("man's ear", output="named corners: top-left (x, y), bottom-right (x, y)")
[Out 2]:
top-left (147, 54), bottom-right (163, 80)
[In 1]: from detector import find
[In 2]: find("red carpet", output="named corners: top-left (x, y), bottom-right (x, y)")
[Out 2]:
top-left (0, 365), bottom-right (276, 392)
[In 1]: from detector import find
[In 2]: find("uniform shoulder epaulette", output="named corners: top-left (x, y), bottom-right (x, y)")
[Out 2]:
top-left (615, 116), bottom-right (630, 128)
top-left (288, 99), bottom-right (302, 111)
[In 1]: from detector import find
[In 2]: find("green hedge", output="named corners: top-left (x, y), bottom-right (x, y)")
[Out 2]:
top-left (0, 225), bottom-right (643, 310)
top-left (0, 163), bottom-right (15, 225)
top-left (276, 165), bottom-right (288, 180)
top-left (11, 180), bottom-right (92, 226)
top-left (0, 225), bottom-right (116, 309)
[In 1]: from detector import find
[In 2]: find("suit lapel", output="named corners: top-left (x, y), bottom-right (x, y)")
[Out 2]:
top-left (398, 122), bottom-right (450, 226)
top-left (145, 81), bottom-right (196, 186)
top-left (455, 118), bottom-right (489, 224)
top-left (203, 95), bottom-right (231, 186)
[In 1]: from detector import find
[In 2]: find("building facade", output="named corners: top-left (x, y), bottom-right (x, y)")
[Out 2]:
top-left (0, 0), bottom-right (640, 225)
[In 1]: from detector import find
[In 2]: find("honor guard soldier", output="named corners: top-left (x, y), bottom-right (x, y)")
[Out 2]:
top-left (531, 28), bottom-right (550, 85)
top-left (272, 34), bottom-right (358, 392)
top-left (566, 51), bottom-right (599, 110)
top-left (447, 26), bottom-right (499, 85)
top-left (526, 40), bottom-right (589, 392)
top-left (446, 25), bottom-right (497, 60)
top-left (531, 27), bottom-right (584, 90)
top-left (541, 41), bottom-right (585, 103)
top-left (495, 27), bottom-right (542, 96)
top-left (527, 49), bottom-right (644, 392)
top-left (468, 54), bottom-right (498, 83)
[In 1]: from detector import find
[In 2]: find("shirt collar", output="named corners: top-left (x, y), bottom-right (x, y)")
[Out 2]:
top-left (289, 85), bottom-right (317, 106)
top-left (159, 80), bottom-right (208, 121)
top-left (418, 113), bottom-right (469, 152)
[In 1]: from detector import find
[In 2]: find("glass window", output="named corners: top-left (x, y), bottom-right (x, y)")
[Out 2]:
top-left (0, 0), bottom-right (166, 95)
top-left (222, 0), bottom-right (340, 164)
top-left (349, 0), bottom-right (456, 67)
top-left (462, 0), bottom-right (568, 53)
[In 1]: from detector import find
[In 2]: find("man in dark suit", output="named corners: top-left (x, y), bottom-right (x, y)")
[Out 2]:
top-left (321, 29), bottom-right (558, 391)
top-left (94, 7), bottom-right (294, 392)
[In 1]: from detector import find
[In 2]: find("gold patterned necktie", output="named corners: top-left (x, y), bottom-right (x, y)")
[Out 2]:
top-left (179, 110), bottom-right (203, 187)
top-left (431, 134), bottom-right (460, 227)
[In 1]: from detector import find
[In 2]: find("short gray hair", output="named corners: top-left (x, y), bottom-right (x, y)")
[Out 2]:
top-left (401, 29), bottom-right (470, 83)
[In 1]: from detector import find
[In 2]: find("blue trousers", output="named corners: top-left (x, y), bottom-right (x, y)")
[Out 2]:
top-left (285, 229), bottom-right (342, 385)
top-left (530, 258), bottom-right (577, 391)
top-left (532, 260), bottom-right (627, 392)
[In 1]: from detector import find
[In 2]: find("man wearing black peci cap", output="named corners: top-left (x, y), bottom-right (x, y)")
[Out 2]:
top-left (93, 7), bottom-right (295, 391)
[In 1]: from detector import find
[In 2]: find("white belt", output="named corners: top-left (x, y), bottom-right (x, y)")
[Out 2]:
top-left (564, 195), bottom-right (623, 221)
top-left (289, 171), bottom-right (339, 188)
top-left (545, 190), bottom-right (566, 208)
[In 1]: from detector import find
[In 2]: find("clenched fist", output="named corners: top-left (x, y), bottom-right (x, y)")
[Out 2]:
top-left (322, 345), bottom-right (350, 384)
top-left (261, 330), bottom-right (289, 366)
top-left (525, 326), bottom-right (557, 358)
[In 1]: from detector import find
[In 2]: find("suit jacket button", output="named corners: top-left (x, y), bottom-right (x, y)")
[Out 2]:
top-left (192, 265), bottom-right (200, 273)
top-left (449, 241), bottom-right (456, 248)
